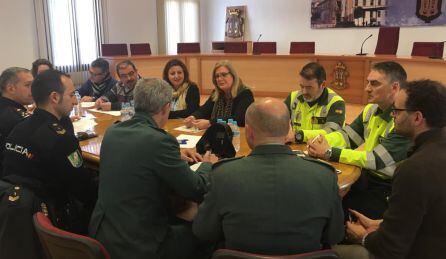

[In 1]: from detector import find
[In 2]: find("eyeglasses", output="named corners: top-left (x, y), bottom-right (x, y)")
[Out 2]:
top-left (119, 70), bottom-right (136, 79)
top-left (391, 106), bottom-right (416, 116)
top-left (215, 72), bottom-right (231, 79)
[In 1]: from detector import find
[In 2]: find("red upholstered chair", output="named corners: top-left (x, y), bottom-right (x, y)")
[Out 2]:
top-left (374, 27), bottom-right (400, 55)
top-left (212, 249), bottom-right (339, 259)
top-left (33, 212), bottom-right (110, 259)
top-left (177, 42), bottom-right (201, 54)
top-left (253, 42), bottom-right (277, 54)
top-left (101, 43), bottom-right (128, 56)
top-left (224, 42), bottom-right (248, 53)
top-left (411, 42), bottom-right (444, 58)
top-left (130, 43), bottom-right (152, 55)
top-left (290, 42), bottom-right (315, 54)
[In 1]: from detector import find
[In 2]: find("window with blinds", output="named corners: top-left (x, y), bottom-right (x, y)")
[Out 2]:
top-left (42, 0), bottom-right (102, 71)
top-left (164, 0), bottom-right (200, 54)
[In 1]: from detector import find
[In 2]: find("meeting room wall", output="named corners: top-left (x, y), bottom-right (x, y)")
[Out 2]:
top-left (0, 0), bottom-right (160, 73)
top-left (0, 0), bottom-right (39, 72)
top-left (200, 0), bottom-right (446, 58)
top-left (103, 0), bottom-right (159, 54)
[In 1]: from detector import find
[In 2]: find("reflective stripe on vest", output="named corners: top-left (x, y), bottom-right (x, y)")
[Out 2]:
top-left (290, 88), bottom-right (343, 132)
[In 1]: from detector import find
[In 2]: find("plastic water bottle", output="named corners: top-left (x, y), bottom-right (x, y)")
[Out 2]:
top-left (128, 100), bottom-right (135, 117)
top-left (121, 102), bottom-right (131, 121)
top-left (228, 119), bottom-right (240, 152)
top-left (74, 91), bottom-right (82, 117)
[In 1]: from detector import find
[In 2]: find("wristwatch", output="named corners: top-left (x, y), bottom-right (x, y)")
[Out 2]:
top-left (324, 148), bottom-right (332, 160)
top-left (295, 130), bottom-right (304, 143)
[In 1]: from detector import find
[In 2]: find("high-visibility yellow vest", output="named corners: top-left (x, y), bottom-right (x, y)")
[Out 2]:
top-left (326, 104), bottom-right (410, 179)
top-left (290, 88), bottom-right (345, 142)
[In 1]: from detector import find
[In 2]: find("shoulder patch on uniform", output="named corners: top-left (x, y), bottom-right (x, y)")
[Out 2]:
top-left (49, 123), bottom-right (66, 135)
top-left (14, 108), bottom-right (31, 119)
top-left (67, 149), bottom-right (83, 168)
top-left (212, 156), bottom-right (244, 169)
top-left (335, 109), bottom-right (343, 114)
top-left (302, 157), bottom-right (336, 173)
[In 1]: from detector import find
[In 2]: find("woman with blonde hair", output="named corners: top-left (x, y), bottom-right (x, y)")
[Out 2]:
top-left (163, 59), bottom-right (200, 118)
top-left (184, 60), bottom-right (254, 129)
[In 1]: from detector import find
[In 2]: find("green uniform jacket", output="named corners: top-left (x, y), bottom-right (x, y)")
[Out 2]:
top-left (325, 104), bottom-right (411, 179)
top-left (193, 144), bottom-right (344, 255)
top-left (89, 111), bottom-right (211, 259)
top-left (285, 88), bottom-right (345, 142)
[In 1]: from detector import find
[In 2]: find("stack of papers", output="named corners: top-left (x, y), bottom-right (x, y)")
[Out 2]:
top-left (73, 117), bottom-right (98, 134)
top-left (174, 126), bottom-right (204, 133)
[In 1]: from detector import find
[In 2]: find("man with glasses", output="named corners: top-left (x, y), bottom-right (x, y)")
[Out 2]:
top-left (77, 58), bottom-right (117, 102)
top-left (0, 67), bottom-right (34, 175)
top-left (95, 59), bottom-right (140, 111)
top-left (308, 61), bottom-right (411, 219)
top-left (335, 80), bottom-right (446, 259)
top-left (284, 62), bottom-right (346, 143)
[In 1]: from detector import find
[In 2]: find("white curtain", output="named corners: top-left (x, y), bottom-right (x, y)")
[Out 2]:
top-left (36, 0), bottom-right (103, 72)
top-left (165, 0), bottom-right (200, 54)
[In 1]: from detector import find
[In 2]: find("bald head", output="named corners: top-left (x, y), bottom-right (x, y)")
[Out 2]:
top-left (245, 98), bottom-right (290, 138)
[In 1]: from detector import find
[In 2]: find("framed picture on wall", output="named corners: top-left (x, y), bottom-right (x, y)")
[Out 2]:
top-left (311, 0), bottom-right (446, 29)
top-left (225, 6), bottom-right (246, 41)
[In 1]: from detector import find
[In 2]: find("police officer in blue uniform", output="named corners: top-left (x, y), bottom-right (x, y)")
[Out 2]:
top-left (0, 70), bottom-right (97, 259)
top-left (0, 67), bottom-right (34, 174)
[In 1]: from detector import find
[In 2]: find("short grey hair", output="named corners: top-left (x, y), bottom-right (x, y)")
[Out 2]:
top-left (134, 78), bottom-right (172, 115)
top-left (0, 67), bottom-right (30, 94)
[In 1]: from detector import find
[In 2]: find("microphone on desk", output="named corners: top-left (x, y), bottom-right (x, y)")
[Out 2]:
top-left (256, 34), bottom-right (263, 42)
top-left (356, 34), bottom-right (373, 56)
top-left (253, 34), bottom-right (263, 55)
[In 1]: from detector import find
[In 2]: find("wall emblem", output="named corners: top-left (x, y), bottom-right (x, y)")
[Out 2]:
top-left (225, 6), bottom-right (246, 41)
top-left (416, 0), bottom-right (442, 23)
top-left (331, 62), bottom-right (349, 90)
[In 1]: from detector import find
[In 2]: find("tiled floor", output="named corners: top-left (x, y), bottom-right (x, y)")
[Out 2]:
top-left (200, 95), bottom-right (364, 124)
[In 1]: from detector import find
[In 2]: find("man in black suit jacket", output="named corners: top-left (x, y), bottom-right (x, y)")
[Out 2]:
top-left (336, 80), bottom-right (446, 259)
top-left (193, 98), bottom-right (344, 255)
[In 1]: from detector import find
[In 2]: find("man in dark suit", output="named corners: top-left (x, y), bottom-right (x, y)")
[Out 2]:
top-left (193, 98), bottom-right (344, 255)
top-left (335, 80), bottom-right (446, 259)
top-left (89, 78), bottom-right (217, 259)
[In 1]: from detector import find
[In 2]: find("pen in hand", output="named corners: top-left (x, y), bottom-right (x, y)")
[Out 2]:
top-left (311, 134), bottom-right (321, 144)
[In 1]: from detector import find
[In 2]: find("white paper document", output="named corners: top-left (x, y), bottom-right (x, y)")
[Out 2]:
top-left (73, 118), bottom-right (98, 133)
top-left (89, 109), bottom-right (121, 116)
top-left (174, 125), bottom-right (204, 133)
top-left (176, 134), bottom-right (202, 149)
top-left (81, 102), bottom-right (95, 108)
top-left (190, 162), bottom-right (202, 172)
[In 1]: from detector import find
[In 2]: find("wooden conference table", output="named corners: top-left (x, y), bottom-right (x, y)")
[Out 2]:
top-left (79, 111), bottom-right (360, 191)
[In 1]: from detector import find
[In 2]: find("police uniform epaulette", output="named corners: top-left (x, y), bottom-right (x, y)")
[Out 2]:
top-left (14, 108), bottom-right (30, 119)
top-left (302, 156), bottom-right (336, 173)
top-left (49, 122), bottom-right (67, 135)
top-left (212, 156), bottom-right (244, 169)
